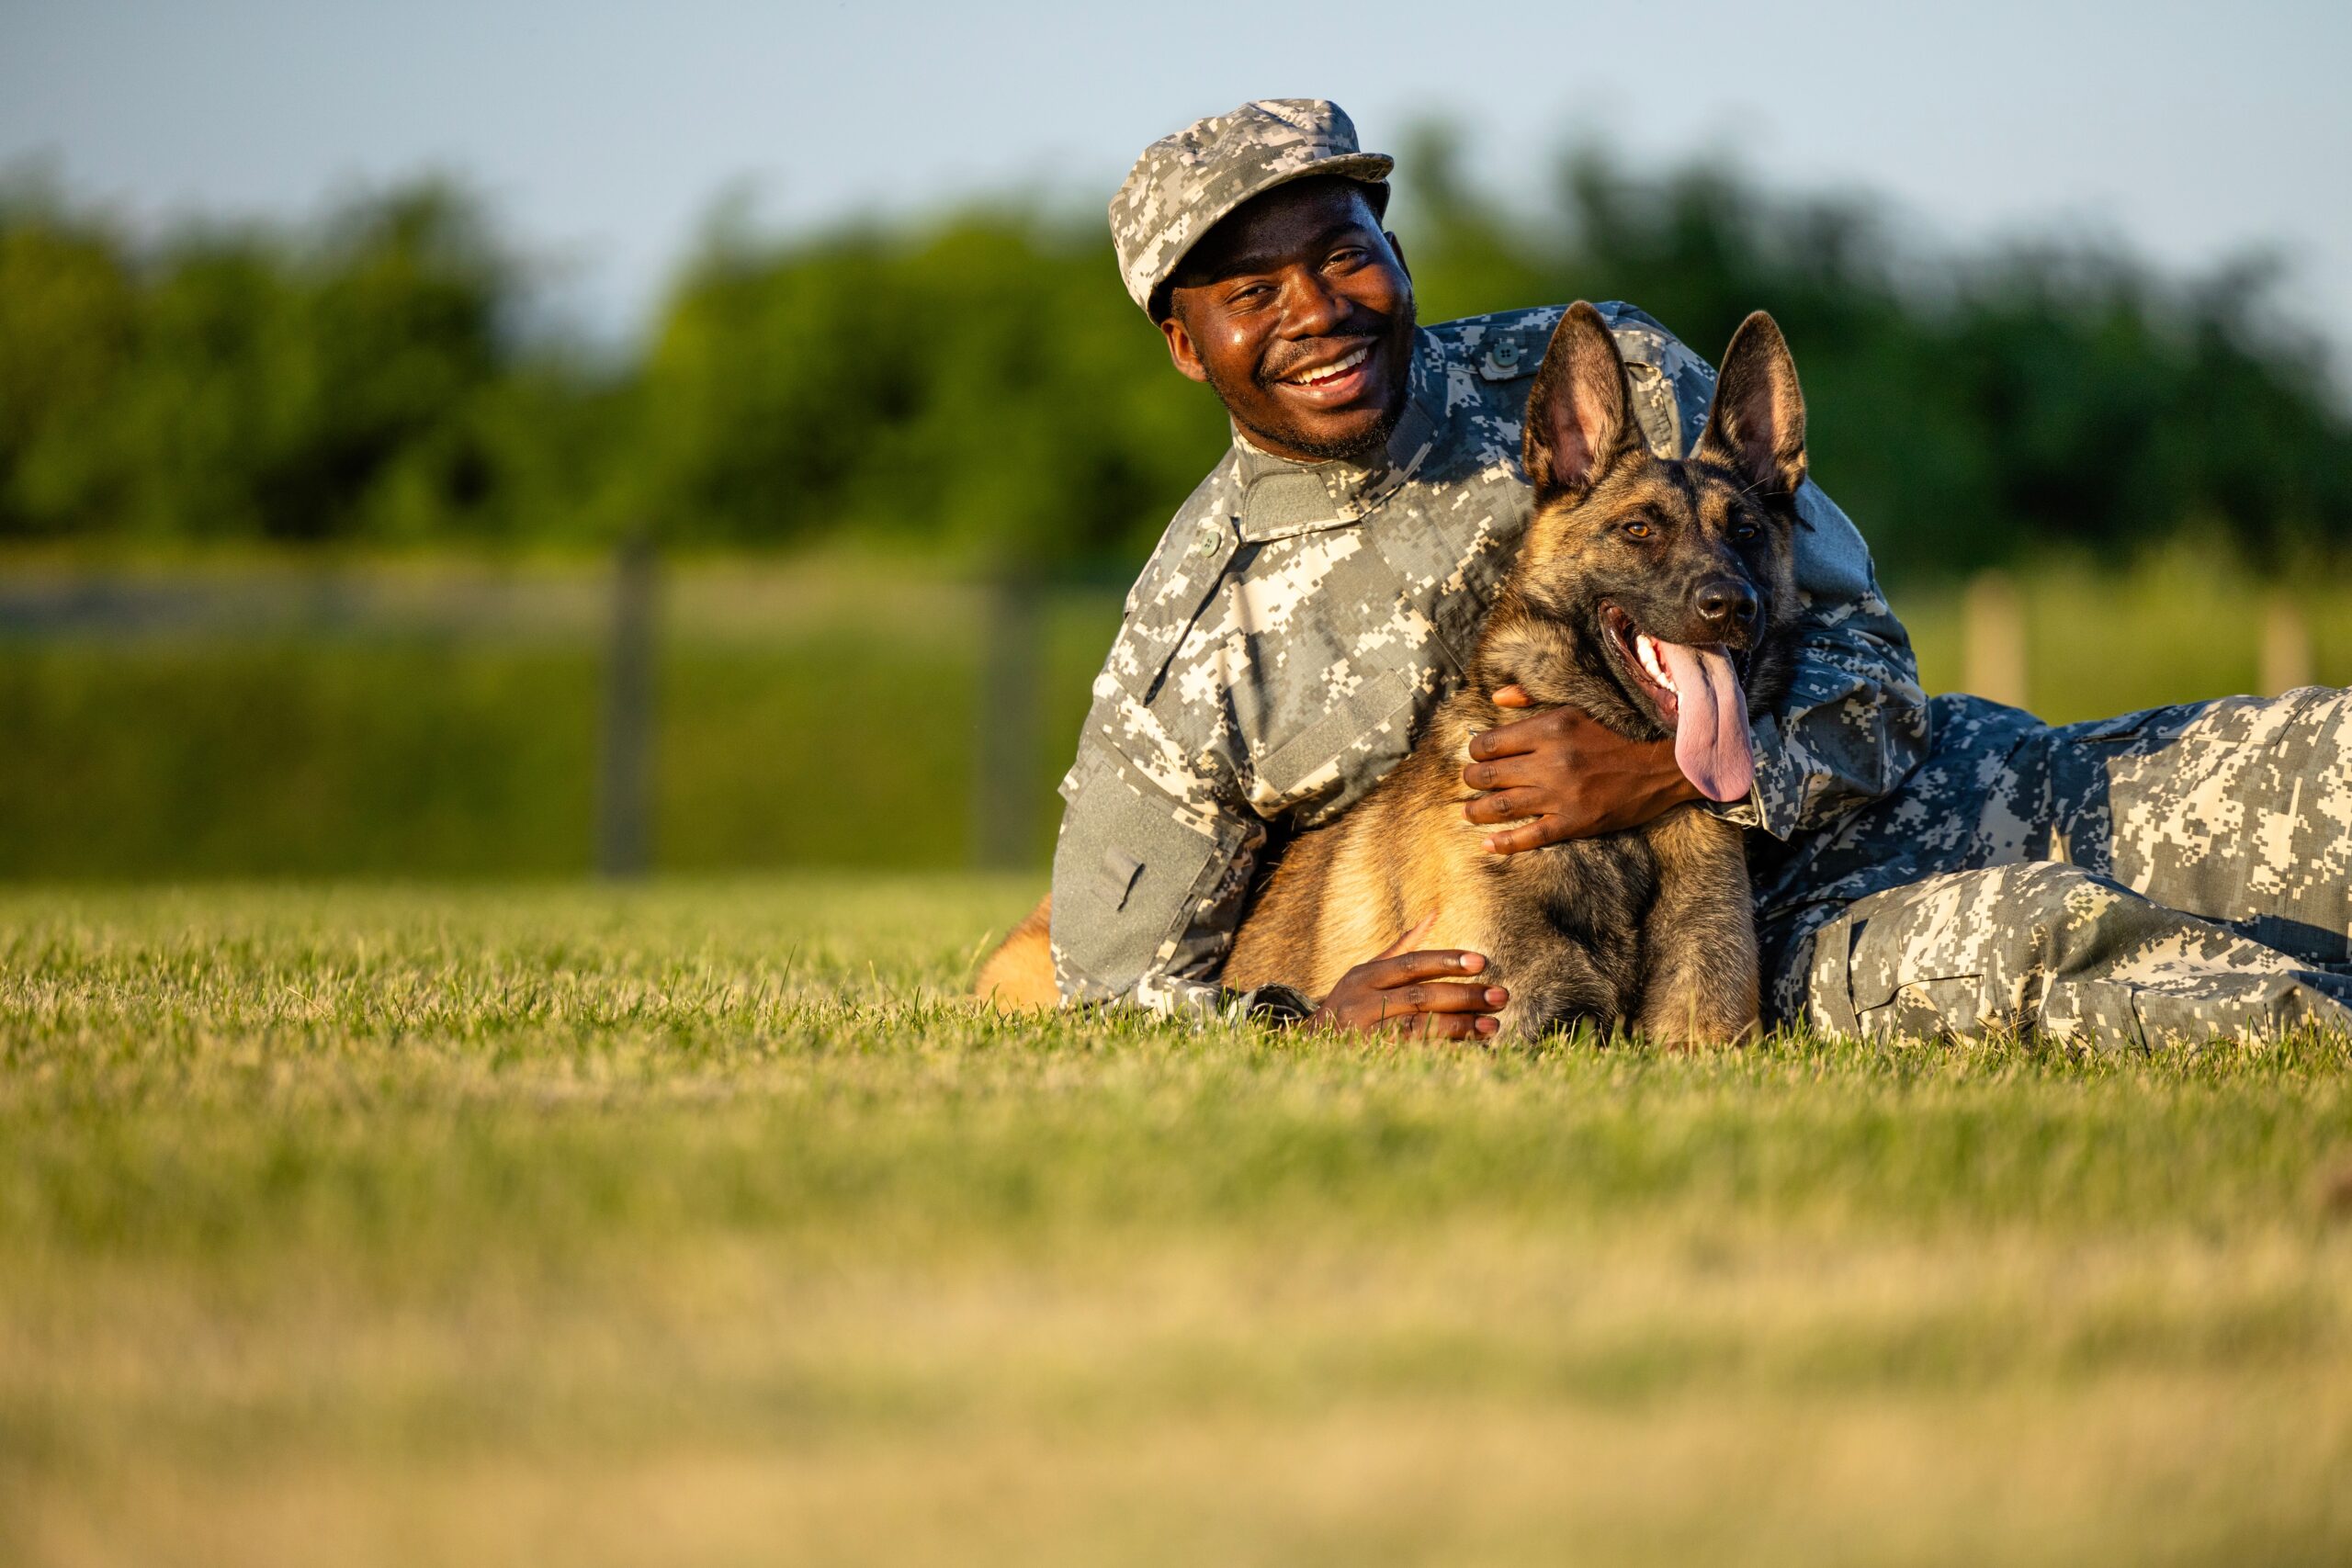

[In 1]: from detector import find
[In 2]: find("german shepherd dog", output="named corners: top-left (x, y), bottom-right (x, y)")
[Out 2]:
top-left (980, 303), bottom-right (1809, 1043)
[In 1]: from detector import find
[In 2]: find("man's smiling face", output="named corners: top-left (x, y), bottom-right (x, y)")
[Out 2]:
top-left (1158, 176), bottom-right (1417, 463)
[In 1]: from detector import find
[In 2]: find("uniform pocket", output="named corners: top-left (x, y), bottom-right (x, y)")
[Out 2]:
top-left (1804, 887), bottom-right (1986, 1040)
top-left (1050, 765), bottom-right (1235, 991)
top-left (1253, 667), bottom-right (1423, 807)
top-left (1852, 978), bottom-right (1987, 1043)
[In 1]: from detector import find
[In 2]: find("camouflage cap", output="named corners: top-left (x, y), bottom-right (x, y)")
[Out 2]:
top-left (1110, 98), bottom-right (1394, 315)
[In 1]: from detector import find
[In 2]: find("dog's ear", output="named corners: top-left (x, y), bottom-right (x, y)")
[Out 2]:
top-left (1523, 302), bottom-right (1643, 499)
top-left (1696, 311), bottom-right (1807, 498)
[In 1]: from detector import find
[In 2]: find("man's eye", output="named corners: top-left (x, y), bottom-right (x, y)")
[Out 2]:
top-left (1327, 247), bottom-right (1366, 267)
top-left (1623, 520), bottom-right (1653, 539)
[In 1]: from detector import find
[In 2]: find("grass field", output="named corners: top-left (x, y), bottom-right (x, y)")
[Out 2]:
top-left (9, 547), bottom-right (2352, 879)
top-left (0, 563), bottom-right (1122, 876)
top-left (5, 878), bottom-right (2351, 1566)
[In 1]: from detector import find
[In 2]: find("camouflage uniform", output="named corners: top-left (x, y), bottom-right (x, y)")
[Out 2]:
top-left (1061, 97), bottom-right (2352, 1045)
top-left (1754, 691), bottom-right (2352, 1046)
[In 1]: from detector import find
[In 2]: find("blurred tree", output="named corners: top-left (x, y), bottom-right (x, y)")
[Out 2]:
top-left (1395, 131), bottom-right (2352, 577)
top-left (635, 208), bottom-right (1226, 565)
top-left (0, 186), bottom-right (141, 537)
top-left (0, 176), bottom-right (620, 547)
top-left (5, 138), bottom-right (2350, 578)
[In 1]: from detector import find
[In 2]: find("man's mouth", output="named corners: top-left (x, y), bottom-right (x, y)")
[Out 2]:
top-left (1598, 603), bottom-right (1756, 804)
top-left (1282, 344), bottom-right (1370, 386)
top-left (1267, 340), bottom-right (1378, 404)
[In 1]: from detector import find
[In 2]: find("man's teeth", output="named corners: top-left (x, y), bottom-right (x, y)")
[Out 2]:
top-left (1634, 632), bottom-right (1676, 693)
top-left (1287, 345), bottom-right (1369, 386)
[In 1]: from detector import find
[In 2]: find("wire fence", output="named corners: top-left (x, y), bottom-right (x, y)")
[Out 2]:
top-left (3, 548), bottom-right (2343, 880)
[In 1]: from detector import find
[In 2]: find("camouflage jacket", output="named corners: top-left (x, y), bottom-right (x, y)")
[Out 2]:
top-left (1048, 301), bottom-right (1931, 1017)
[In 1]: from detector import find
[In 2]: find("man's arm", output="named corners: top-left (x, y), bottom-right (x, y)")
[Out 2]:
top-left (1731, 480), bottom-right (1929, 840)
top-left (1046, 734), bottom-right (1282, 1019)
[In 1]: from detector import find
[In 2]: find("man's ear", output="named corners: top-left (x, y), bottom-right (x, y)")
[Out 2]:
top-left (1523, 301), bottom-right (1642, 498)
top-left (1159, 305), bottom-right (1210, 384)
top-left (1695, 311), bottom-right (1807, 497)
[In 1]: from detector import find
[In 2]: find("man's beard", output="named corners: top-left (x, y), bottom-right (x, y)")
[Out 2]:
top-left (1212, 303), bottom-right (1417, 463)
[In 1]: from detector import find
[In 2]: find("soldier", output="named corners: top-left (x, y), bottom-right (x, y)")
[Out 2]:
top-left (1056, 96), bottom-right (2352, 1047)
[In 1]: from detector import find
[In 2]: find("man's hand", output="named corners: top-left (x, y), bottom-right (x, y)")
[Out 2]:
top-left (1305, 913), bottom-right (1508, 1041)
top-left (1463, 686), bottom-right (1702, 853)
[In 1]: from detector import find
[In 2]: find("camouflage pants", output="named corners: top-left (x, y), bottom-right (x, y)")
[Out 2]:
top-left (1754, 689), bottom-right (2352, 1047)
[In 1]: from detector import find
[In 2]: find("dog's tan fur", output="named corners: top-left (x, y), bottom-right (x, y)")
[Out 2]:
top-left (979, 305), bottom-right (1812, 1043)
top-left (975, 897), bottom-right (1058, 1010)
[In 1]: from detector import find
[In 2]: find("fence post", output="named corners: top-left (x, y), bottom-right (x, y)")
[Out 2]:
top-left (597, 533), bottom-right (658, 879)
top-left (2259, 590), bottom-right (2313, 695)
top-left (973, 570), bottom-right (1045, 870)
top-left (1961, 570), bottom-right (2030, 711)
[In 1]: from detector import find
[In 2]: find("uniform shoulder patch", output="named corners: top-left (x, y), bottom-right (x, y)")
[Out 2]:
top-left (1429, 306), bottom-right (1567, 384)
top-left (1121, 457), bottom-right (1241, 611)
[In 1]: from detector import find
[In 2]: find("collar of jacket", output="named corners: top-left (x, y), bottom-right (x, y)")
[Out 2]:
top-left (1227, 329), bottom-right (1444, 544)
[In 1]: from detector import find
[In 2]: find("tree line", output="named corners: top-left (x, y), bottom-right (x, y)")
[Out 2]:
top-left (5, 134), bottom-right (2349, 580)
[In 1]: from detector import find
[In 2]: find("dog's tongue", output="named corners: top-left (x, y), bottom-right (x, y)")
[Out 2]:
top-left (1656, 640), bottom-right (1753, 803)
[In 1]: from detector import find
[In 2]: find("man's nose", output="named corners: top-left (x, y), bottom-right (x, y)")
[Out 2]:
top-left (1281, 270), bottom-right (1349, 336)
top-left (1692, 578), bottom-right (1758, 631)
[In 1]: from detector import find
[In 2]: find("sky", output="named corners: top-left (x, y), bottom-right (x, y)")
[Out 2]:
top-left (5, 0), bottom-right (2347, 376)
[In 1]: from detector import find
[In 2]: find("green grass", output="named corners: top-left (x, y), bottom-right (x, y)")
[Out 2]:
top-left (4, 878), bottom-right (2351, 1566)
top-left (0, 562), bottom-right (1123, 878)
top-left (10, 548), bottom-right (2352, 880)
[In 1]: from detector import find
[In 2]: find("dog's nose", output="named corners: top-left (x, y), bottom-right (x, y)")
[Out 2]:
top-left (1693, 579), bottom-right (1758, 629)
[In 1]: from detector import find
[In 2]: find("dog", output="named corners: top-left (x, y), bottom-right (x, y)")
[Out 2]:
top-left (978, 303), bottom-right (1809, 1043)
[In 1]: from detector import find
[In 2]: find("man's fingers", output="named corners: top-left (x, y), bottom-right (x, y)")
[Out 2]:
top-left (1377, 1010), bottom-right (1500, 1043)
top-left (1461, 756), bottom-right (1544, 793)
top-left (1466, 717), bottom-right (1546, 761)
top-left (1482, 818), bottom-right (1570, 855)
top-left (1374, 909), bottom-right (1440, 961)
top-left (1365, 948), bottom-right (1488, 987)
top-left (1379, 982), bottom-right (1509, 1014)
top-left (1490, 684), bottom-right (1533, 708)
top-left (1464, 787), bottom-right (1544, 826)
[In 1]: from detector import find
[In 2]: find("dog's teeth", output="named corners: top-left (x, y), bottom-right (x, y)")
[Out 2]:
top-left (1634, 633), bottom-right (1675, 692)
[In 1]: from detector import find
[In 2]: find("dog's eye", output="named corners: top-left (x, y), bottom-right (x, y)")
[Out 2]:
top-left (1622, 520), bottom-right (1653, 540)
top-left (1731, 523), bottom-right (1760, 543)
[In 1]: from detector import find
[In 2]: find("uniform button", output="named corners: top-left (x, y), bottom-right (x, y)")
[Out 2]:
top-left (1194, 523), bottom-right (1225, 557)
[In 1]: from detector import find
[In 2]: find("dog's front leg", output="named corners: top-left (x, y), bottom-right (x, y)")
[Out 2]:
top-left (1634, 807), bottom-right (1760, 1047)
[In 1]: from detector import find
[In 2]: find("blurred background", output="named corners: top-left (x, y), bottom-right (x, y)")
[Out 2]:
top-left (5, 0), bottom-right (2350, 881)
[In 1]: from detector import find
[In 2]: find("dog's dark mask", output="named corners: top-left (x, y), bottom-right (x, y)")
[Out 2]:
top-left (1477, 304), bottom-right (1808, 804)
